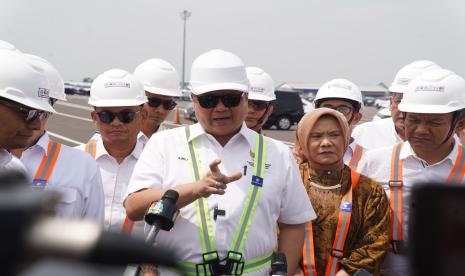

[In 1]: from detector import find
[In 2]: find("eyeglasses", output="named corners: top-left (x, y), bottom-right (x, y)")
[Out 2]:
top-left (0, 99), bottom-right (50, 122)
top-left (96, 110), bottom-right (140, 124)
top-left (196, 92), bottom-right (244, 109)
top-left (147, 98), bottom-right (177, 110)
top-left (322, 105), bottom-right (353, 116)
top-left (248, 100), bottom-right (270, 111)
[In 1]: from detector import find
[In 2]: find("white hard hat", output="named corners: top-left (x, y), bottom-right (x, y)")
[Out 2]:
top-left (134, 58), bottom-right (181, 97)
top-left (0, 40), bottom-right (20, 52)
top-left (24, 54), bottom-right (66, 101)
top-left (88, 69), bottom-right (147, 107)
top-left (189, 49), bottom-right (249, 95)
top-left (315, 78), bottom-right (363, 109)
top-left (389, 60), bottom-right (441, 93)
top-left (246, 67), bottom-right (276, 101)
top-left (0, 51), bottom-right (55, 113)
top-left (399, 69), bottom-right (465, 114)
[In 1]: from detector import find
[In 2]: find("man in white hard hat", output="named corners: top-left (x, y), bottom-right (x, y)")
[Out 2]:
top-left (11, 54), bottom-right (104, 223)
top-left (245, 67), bottom-right (275, 133)
top-left (124, 49), bottom-right (315, 275)
top-left (77, 69), bottom-right (147, 236)
top-left (352, 60), bottom-right (441, 150)
top-left (0, 50), bottom-right (54, 173)
top-left (311, 79), bottom-right (365, 171)
top-left (359, 68), bottom-right (465, 276)
top-left (134, 58), bottom-right (181, 144)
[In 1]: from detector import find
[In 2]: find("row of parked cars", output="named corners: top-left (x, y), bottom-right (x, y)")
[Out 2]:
top-left (64, 82), bottom-right (92, 95)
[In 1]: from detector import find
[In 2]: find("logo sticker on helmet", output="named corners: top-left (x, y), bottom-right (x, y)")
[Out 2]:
top-left (37, 88), bottom-right (50, 98)
top-left (396, 78), bottom-right (410, 85)
top-left (104, 81), bottom-right (131, 88)
top-left (415, 85), bottom-right (445, 93)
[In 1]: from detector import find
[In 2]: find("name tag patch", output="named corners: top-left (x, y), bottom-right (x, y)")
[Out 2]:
top-left (32, 179), bottom-right (47, 189)
top-left (251, 175), bottom-right (263, 187)
top-left (340, 201), bottom-right (352, 212)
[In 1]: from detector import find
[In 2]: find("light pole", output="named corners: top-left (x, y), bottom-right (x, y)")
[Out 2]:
top-left (180, 10), bottom-right (191, 89)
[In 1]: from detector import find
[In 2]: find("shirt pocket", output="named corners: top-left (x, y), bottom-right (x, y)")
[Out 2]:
top-left (53, 187), bottom-right (80, 217)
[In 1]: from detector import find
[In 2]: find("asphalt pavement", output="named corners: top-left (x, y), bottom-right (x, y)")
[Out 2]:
top-left (47, 95), bottom-right (380, 147)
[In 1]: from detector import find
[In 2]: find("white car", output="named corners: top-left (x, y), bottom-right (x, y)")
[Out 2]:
top-left (372, 107), bottom-right (391, 121)
top-left (301, 98), bottom-right (314, 114)
top-left (374, 98), bottom-right (390, 109)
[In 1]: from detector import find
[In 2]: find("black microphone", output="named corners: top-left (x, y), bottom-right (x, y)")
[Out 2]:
top-left (144, 189), bottom-right (179, 231)
top-left (270, 252), bottom-right (287, 276)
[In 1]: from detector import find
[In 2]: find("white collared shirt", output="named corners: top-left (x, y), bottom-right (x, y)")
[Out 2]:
top-left (20, 132), bottom-right (104, 224)
top-left (359, 141), bottom-right (463, 276)
top-left (76, 136), bottom-right (145, 235)
top-left (343, 140), bottom-right (365, 172)
top-left (0, 149), bottom-right (27, 174)
top-left (352, 118), bottom-right (403, 151)
top-left (90, 131), bottom-right (148, 145)
top-left (126, 123), bottom-right (315, 276)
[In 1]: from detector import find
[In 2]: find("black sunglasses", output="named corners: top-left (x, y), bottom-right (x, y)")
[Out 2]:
top-left (0, 99), bottom-right (50, 122)
top-left (147, 98), bottom-right (177, 110)
top-left (96, 110), bottom-right (140, 124)
top-left (196, 92), bottom-right (244, 109)
top-left (322, 105), bottom-right (353, 116)
top-left (248, 100), bottom-right (270, 111)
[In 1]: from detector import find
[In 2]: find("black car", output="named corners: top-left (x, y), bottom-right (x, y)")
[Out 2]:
top-left (263, 90), bottom-right (304, 130)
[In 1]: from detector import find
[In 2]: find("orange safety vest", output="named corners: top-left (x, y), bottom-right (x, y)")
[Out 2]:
top-left (302, 170), bottom-right (361, 276)
top-left (389, 143), bottom-right (465, 247)
top-left (32, 140), bottom-right (62, 189)
top-left (85, 141), bottom-right (135, 237)
top-left (348, 144), bottom-right (364, 172)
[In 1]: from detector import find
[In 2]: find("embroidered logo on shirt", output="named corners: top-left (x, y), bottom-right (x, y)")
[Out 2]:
top-left (32, 178), bottom-right (47, 189)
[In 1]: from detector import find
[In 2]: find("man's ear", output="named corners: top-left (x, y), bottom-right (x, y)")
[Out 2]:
top-left (91, 111), bottom-right (98, 124)
top-left (140, 108), bottom-right (148, 121)
top-left (455, 117), bottom-right (465, 133)
top-left (351, 112), bottom-right (362, 126)
top-left (265, 104), bottom-right (274, 117)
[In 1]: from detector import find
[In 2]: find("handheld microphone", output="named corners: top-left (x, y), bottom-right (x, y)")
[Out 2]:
top-left (144, 189), bottom-right (179, 231)
top-left (270, 252), bottom-right (287, 276)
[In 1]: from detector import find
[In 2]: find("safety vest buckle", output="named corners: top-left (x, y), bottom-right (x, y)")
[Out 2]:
top-left (391, 240), bottom-right (405, 254)
top-left (388, 180), bottom-right (403, 188)
top-left (224, 251), bottom-right (244, 275)
top-left (330, 248), bottom-right (344, 258)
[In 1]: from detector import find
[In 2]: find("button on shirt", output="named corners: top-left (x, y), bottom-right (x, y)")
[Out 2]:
top-left (359, 141), bottom-right (464, 276)
top-left (77, 136), bottom-right (145, 235)
top-left (352, 118), bottom-right (403, 151)
top-left (20, 132), bottom-right (104, 224)
top-left (126, 123), bottom-right (316, 276)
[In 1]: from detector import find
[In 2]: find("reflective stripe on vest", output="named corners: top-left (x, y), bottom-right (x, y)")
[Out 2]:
top-left (303, 170), bottom-right (361, 276)
top-left (85, 141), bottom-right (135, 237)
top-left (389, 143), bottom-right (403, 242)
top-left (32, 140), bottom-right (62, 189)
top-left (348, 144), bottom-right (363, 171)
top-left (389, 143), bottom-right (465, 242)
top-left (181, 125), bottom-right (270, 274)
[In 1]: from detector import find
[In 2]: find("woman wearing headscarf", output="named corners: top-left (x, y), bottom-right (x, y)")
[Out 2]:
top-left (294, 108), bottom-right (389, 276)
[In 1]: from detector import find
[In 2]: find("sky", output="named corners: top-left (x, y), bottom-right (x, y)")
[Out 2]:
top-left (1, 0), bottom-right (464, 87)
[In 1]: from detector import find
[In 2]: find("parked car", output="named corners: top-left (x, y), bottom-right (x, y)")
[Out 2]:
top-left (374, 98), bottom-right (390, 109)
top-left (302, 98), bottom-right (315, 114)
top-left (372, 107), bottom-right (391, 121)
top-left (184, 103), bottom-right (197, 122)
top-left (363, 96), bottom-right (376, 106)
top-left (263, 90), bottom-right (304, 130)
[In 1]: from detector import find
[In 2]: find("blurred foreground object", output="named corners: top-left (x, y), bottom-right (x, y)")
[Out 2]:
top-left (410, 183), bottom-right (465, 276)
top-left (0, 170), bottom-right (177, 276)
